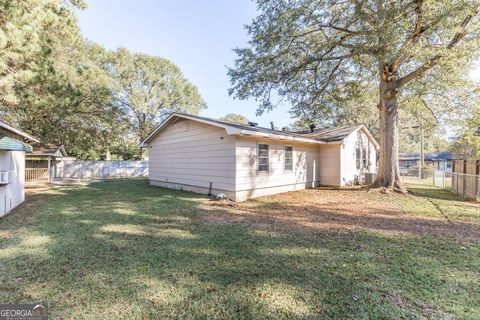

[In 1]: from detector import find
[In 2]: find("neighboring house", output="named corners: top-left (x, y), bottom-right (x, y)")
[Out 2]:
top-left (0, 120), bottom-right (39, 217)
top-left (140, 113), bottom-right (379, 201)
top-left (399, 152), bottom-right (455, 172)
top-left (26, 144), bottom-right (69, 183)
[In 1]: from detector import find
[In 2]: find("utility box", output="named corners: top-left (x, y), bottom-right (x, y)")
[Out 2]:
top-left (364, 173), bottom-right (377, 185)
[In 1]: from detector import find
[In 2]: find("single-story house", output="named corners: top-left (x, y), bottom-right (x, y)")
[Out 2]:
top-left (26, 144), bottom-right (69, 183)
top-left (399, 151), bottom-right (455, 172)
top-left (0, 120), bottom-right (39, 217)
top-left (140, 113), bottom-right (379, 201)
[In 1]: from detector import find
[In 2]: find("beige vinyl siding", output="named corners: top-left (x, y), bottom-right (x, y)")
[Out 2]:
top-left (148, 119), bottom-right (236, 197)
top-left (234, 136), bottom-right (320, 201)
top-left (317, 144), bottom-right (341, 186)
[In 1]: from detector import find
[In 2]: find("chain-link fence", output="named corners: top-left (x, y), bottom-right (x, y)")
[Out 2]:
top-left (400, 168), bottom-right (452, 189)
top-left (400, 167), bottom-right (479, 200)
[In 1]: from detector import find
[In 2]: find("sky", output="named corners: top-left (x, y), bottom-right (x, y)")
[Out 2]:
top-left (77, 1), bottom-right (480, 130)
top-left (76, 0), bottom-right (293, 128)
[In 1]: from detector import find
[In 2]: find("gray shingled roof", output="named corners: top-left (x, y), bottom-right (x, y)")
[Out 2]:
top-left (173, 113), bottom-right (366, 143)
top-left (296, 124), bottom-right (365, 142)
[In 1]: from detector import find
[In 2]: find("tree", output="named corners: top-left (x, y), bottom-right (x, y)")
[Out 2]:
top-left (109, 49), bottom-right (207, 151)
top-left (451, 108), bottom-right (480, 159)
top-left (229, 0), bottom-right (480, 189)
top-left (0, 0), bottom-right (85, 107)
top-left (219, 113), bottom-right (250, 124)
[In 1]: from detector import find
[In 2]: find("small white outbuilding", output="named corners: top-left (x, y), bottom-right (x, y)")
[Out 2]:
top-left (140, 113), bottom-right (379, 201)
top-left (0, 120), bottom-right (39, 217)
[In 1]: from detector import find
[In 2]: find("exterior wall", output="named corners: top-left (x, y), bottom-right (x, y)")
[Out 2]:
top-left (234, 137), bottom-right (320, 201)
top-left (399, 160), bottom-right (418, 168)
top-left (147, 119), bottom-right (236, 199)
top-left (341, 130), bottom-right (377, 186)
top-left (147, 120), bottom-right (380, 201)
top-left (317, 144), bottom-right (341, 186)
top-left (0, 150), bottom-right (25, 217)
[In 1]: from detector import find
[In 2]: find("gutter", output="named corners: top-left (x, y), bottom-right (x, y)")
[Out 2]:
top-left (231, 128), bottom-right (326, 144)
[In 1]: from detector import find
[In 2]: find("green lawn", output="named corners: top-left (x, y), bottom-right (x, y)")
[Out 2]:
top-left (1, 179), bottom-right (479, 319)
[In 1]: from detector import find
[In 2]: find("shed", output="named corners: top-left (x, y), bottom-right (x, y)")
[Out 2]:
top-left (0, 120), bottom-right (39, 217)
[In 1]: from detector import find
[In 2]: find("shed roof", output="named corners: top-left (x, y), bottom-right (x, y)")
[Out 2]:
top-left (0, 119), bottom-right (39, 143)
top-left (29, 144), bottom-right (68, 158)
top-left (140, 113), bottom-right (379, 149)
top-left (0, 133), bottom-right (33, 152)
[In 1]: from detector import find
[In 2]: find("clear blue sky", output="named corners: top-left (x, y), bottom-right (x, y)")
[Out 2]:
top-left (76, 0), bottom-right (292, 128)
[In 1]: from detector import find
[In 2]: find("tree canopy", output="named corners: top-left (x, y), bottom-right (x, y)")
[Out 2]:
top-left (229, 0), bottom-right (480, 188)
top-left (0, 1), bottom-right (206, 159)
top-left (219, 113), bottom-right (250, 124)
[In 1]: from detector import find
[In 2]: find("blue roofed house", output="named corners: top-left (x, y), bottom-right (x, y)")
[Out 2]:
top-left (399, 151), bottom-right (456, 172)
top-left (0, 120), bottom-right (39, 217)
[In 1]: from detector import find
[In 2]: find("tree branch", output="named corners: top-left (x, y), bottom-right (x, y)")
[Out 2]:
top-left (395, 6), bottom-right (479, 88)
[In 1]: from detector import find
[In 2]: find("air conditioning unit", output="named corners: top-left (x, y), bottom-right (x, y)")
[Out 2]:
top-left (0, 171), bottom-right (13, 184)
top-left (365, 173), bottom-right (377, 185)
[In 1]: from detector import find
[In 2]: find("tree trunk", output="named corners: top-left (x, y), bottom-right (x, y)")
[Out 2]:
top-left (375, 65), bottom-right (403, 189)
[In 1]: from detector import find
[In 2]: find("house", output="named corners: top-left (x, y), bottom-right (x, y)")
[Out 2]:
top-left (26, 144), bottom-right (69, 183)
top-left (399, 151), bottom-right (455, 172)
top-left (0, 120), bottom-right (39, 217)
top-left (140, 113), bottom-right (379, 201)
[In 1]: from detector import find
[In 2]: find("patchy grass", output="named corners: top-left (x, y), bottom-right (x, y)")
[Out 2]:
top-left (0, 179), bottom-right (479, 319)
top-left (395, 184), bottom-right (480, 222)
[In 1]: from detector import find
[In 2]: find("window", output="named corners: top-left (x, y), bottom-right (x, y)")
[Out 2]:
top-left (362, 146), bottom-right (368, 168)
top-left (258, 144), bottom-right (269, 172)
top-left (406, 161), bottom-right (412, 168)
top-left (356, 146), bottom-right (361, 169)
top-left (284, 146), bottom-right (293, 171)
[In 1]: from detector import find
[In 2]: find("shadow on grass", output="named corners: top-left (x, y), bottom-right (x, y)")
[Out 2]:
top-left (407, 184), bottom-right (477, 203)
top-left (0, 179), bottom-right (479, 319)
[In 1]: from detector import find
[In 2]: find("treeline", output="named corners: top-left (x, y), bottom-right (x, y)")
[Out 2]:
top-left (0, 1), bottom-right (205, 159)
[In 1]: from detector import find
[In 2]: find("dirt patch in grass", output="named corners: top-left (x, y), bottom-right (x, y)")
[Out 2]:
top-left (200, 188), bottom-right (480, 243)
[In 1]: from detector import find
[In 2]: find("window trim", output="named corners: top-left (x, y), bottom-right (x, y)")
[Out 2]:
top-left (257, 143), bottom-right (269, 173)
top-left (284, 145), bottom-right (293, 172)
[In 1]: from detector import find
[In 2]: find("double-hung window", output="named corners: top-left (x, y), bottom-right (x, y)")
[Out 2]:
top-left (362, 145), bottom-right (368, 168)
top-left (284, 146), bottom-right (293, 171)
top-left (258, 144), bottom-right (269, 172)
top-left (356, 146), bottom-right (361, 169)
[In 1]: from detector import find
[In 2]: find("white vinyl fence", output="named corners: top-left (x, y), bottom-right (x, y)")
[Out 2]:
top-left (55, 160), bottom-right (148, 180)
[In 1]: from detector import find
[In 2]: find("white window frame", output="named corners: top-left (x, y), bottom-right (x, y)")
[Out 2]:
top-left (284, 145), bottom-right (293, 172)
top-left (257, 143), bottom-right (269, 172)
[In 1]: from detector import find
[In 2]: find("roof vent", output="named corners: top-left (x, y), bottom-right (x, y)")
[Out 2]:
top-left (248, 121), bottom-right (258, 127)
top-left (309, 124), bottom-right (316, 133)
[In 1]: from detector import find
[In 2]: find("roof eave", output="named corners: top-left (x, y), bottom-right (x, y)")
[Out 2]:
top-left (236, 129), bottom-right (325, 144)
top-left (0, 121), bottom-right (39, 143)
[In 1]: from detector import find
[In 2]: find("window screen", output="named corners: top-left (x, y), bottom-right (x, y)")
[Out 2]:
top-left (284, 146), bottom-right (293, 171)
top-left (258, 144), bottom-right (269, 172)
top-left (356, 147), bottom-right (361, 169)
top-left (362, 146), bottom-right (368, 168)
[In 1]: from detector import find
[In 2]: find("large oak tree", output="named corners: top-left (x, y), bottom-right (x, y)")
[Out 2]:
top-left (229, 0), bottom-right (480, 189)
